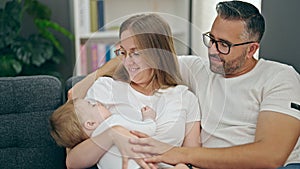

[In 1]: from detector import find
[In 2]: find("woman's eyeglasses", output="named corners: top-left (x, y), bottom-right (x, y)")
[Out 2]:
top-left (114, 48), bottom-right (141, 58)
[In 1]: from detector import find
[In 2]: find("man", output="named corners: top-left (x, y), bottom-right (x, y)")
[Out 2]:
top-left (128, 1), bottom-right (300, 169)
top-left (70, 1), bottom-right (300, 168)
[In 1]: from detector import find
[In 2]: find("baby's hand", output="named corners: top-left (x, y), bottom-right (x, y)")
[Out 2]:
top-left (141, 106), bottom-right (156, 121)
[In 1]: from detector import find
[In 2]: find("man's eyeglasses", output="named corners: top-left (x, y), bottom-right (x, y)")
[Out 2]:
top-left (202, 32), bottom-right (256, 55)
top-left (114, 48), bottom-right (141, 58)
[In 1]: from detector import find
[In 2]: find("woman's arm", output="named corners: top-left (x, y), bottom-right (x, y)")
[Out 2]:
top-left (66, 125), bottom-right (132, 169)
top-left (182, 121), bottom-right (201, 147)
top-left (67, 125), bottom-right (152, 169)
top-left (69, 56), bottom-right (122, 100)
top-left (66, 128), bottom-right (114, 169)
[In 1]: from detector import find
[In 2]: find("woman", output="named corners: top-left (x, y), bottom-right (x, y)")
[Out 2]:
top-left (67, 14), bottom-right (201, 169)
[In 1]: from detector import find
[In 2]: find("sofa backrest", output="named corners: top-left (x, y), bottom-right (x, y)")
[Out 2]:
top-left (0, 75), bottom-right (66, 169)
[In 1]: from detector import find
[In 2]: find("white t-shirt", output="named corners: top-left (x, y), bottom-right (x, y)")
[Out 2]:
top-left (85, 77), bottom-right (200, 169)
top-left (178, 55), bottom-right (300, 165)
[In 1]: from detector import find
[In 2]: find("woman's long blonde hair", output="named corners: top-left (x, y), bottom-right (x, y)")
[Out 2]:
top-left (113, 14), bottom-right (183, 90)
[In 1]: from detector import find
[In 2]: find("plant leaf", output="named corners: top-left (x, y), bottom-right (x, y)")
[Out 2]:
top-left (51, 54), bottom-right (61, 64)
top-left (24, 0), bottom-right (51, 20)
top-left (0, 55), bottom-right (22, 76)
top-left (0, 0), bottom-right (21, 48)
top-left (35, 19), bottom-right (74, 40)
top-left (11, 37), bottom-right (32, 64)
top-left (29, 35), bottom-right (53, 66)
top-left (11, 35), bottom-right (54, 66)
top-left (0, 0), bottom-right (72, 77)
top-left (6, 0), bottom-right (22, 21)
top-left (35, 19), bottom-right (74, 54)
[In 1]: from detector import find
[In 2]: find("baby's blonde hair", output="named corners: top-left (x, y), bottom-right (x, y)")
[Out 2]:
top-left (49, 99), bottom-right (89, 148)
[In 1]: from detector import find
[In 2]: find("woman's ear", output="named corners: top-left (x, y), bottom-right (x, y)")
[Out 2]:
top-left (83, 120), bottom-right (98, 130)
top-left (247, 42), bottom-right (260, 58)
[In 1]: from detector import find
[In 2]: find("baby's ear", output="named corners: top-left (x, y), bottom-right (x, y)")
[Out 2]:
top-left (83, 120), bottom-right (98, 130)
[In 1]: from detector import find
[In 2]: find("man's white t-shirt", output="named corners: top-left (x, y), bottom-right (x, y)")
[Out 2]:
top-left (178, 55), bottom-right (300, 165)
top-left (85, 77), bottom-right (200, 169)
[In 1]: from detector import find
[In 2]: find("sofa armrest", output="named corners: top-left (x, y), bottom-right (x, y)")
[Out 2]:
top-left (0, 75), bottom-right (66, 169)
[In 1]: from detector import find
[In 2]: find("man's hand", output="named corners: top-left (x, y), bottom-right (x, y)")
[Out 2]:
top-left (129, 130), bottom-right (173, 155)
top-left (105, 126), bottom-right (156, 169)
top-left (130, 130), bottom-right (188, 166)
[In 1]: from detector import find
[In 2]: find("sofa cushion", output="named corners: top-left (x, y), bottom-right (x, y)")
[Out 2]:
top-left (0, 75), bottom-right (66, 169)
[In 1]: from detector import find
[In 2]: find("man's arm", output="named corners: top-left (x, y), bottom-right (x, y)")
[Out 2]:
top-left (140, 111), bottom-right (300, 169)
top-left (69, 56), bottom-right (122, 99)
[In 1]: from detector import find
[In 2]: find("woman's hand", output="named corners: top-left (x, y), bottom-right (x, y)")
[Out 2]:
top-left (67, 88), bottom-right (73, 100)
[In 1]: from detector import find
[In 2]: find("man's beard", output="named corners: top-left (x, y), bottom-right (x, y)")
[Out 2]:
top-left (208, 51), bottom-right (247, 76)
top-left (208, 54), bottom-right (225, 75)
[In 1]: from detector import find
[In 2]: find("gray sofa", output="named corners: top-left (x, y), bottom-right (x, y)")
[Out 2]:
top-left (0, 75), bottom-right (66, 169)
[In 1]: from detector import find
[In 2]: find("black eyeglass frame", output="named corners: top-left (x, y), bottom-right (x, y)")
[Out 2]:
top-left (202, 32), bottom-right (256, 55)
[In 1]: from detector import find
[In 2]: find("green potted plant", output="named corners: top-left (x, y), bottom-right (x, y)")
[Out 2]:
top-left (0, 0), bottom-right (73, 77)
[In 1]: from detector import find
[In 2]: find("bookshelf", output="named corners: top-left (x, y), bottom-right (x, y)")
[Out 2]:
top-left (70, 0), bottom-right (190, 75)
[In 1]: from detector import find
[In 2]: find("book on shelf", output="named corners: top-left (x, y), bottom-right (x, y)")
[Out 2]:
top-left (97, 43), bottom-right (107, 68)
top-left (91, 43), bottom-right (99, 71)
top-left (97, 0), bottom-right (105, 31)
top-left (79, 44), bottom-right (88, 75)
top-left (88, 0), bottom-right (105, 32)
top-left (90, 0), bottom-right (98, 32)
top-left (78, 0), bottom-right (91, 34)
top-left (80, 42), bottom-right (115, 75)
top-left (109, 45), bottom-right (117, 60)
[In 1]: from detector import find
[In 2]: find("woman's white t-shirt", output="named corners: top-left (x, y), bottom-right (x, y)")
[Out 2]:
top-left (85, 77), bottom-right (200, 169)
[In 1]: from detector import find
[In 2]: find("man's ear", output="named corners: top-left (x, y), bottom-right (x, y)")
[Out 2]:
top-left (83, 120), bottom-right (98, 130)
top-left (247, 42), bottom-right (260, 58)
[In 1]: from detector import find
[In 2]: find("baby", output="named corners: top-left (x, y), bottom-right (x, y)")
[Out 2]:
top-left (50, 99), bottom-right (193, 169)
top-left (49, 98), bottom-right (156, 148)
